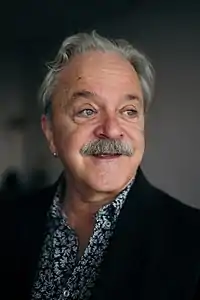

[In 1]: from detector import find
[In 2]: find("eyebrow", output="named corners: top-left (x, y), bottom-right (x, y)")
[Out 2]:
top-left (124, 94), bottom-right (141, 102)
top-left (70, 90), bottom-right (97, 101)
top-left (70, 89), bottom-right (142, 104)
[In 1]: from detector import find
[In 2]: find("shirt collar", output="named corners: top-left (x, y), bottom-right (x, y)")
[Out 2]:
top-left (48, 177), bottom-right (134, 228)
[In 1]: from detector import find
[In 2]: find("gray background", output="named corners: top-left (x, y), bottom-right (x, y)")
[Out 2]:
top-left (0, 1), bottom-right (200, 207)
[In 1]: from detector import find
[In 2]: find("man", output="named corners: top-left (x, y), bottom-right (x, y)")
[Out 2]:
top-left (1, 31), bottom-right (200, 300)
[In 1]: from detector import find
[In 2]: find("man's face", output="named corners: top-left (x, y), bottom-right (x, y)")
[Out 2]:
top-left (42, 51), bottom-right (145, 194)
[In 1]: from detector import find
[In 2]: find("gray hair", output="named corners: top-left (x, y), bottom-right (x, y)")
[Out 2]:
top-left (39, 31), bottom-right (155, 116)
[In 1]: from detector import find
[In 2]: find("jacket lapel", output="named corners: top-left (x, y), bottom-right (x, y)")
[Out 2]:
top-left (90, 168), bottom-right (155, 300)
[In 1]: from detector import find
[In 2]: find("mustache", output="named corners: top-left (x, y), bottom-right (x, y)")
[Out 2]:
top-left (80, 139), bottom-right (134, 156)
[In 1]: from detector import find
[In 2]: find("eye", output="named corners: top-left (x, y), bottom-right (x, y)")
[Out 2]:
top-left (122, 108), bottom-right (138, 117)
top-left (77, 108), bottom-right (96, 118)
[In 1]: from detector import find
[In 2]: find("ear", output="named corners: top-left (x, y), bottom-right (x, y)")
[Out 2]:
top-left (41, 114), bottom-right (57, 154)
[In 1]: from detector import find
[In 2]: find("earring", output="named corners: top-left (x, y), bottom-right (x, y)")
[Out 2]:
top-left (53, 152), bottom-right (58, 158)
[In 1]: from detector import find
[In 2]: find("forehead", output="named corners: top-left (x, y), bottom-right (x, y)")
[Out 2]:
top-left (54, 51), bottom-right (143, 103)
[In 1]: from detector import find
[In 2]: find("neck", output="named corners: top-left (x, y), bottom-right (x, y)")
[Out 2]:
top-left (61, 171), bottom-right (134, 221)
top-left (63, 184), bottom-right (116, 218)
top-left (61, 177), bottom-right (118, 251)
top-left (60, 173), bottom-right (133, 255)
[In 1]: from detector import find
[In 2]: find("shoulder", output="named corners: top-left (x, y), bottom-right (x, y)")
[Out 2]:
top-left (0, 184), bottom-right (57, 223)
top-left (143, 184), bottom-right (200, 251)
top-left (132, 169), bottom-right (200, 234)
top-left (0, 184), bottom-right (57, 251)
top-left (152, 185), bottom-right (200, 224)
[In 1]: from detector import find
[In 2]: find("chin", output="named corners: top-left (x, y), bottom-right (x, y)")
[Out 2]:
top-left (85, 173), bottom-right (133, 194)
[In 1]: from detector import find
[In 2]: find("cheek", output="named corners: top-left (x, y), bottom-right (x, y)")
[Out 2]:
top-left (55, 131), bottom-right (78, 156)
top-left (53, 124), bottom-right (68, 147)
top-left (127, 126), bottom-right (145, 150)
top-left (52, 122), bottom-right (89, 158)
top-left (134, 135), bottom-right (145, 153)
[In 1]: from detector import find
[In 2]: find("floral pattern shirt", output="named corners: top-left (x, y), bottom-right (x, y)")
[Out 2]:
top-left (31, 179), bottom-right (133, 300)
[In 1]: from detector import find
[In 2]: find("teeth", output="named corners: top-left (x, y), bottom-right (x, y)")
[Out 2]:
top-left (93, 153), bottom-right (121, 157)
top-left (99, 154), bottom-right (118, 156)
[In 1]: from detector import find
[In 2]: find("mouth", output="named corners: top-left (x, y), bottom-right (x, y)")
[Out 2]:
top-left (92, 154), bottom-right (122, 159)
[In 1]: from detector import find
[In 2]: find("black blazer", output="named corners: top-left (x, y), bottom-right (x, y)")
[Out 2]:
top-left (1, 168), bottom-right (200, 300)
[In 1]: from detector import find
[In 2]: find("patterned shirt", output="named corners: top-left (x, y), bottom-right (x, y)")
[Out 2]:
top-left (31, 179), bottom-right (133, 300)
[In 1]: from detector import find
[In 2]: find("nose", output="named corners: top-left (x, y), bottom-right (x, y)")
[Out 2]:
top-left (93, 113), bottom-right (123, 139)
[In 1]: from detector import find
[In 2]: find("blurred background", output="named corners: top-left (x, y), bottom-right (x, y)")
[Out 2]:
top-left (0, 0), bottom-right (200, 207)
